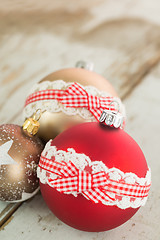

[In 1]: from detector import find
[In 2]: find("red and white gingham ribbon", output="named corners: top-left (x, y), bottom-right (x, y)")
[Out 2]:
top-left (25, 82), bottom-right (123, 123)
top-left (39, 155), bottom-right (151, 205)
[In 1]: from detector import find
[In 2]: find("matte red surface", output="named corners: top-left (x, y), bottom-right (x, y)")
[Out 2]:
top-left (40, 122), bottom-right (148, 232)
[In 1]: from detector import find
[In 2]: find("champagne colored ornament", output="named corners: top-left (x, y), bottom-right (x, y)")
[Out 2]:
top-left (0, 121), bottom-right (44, 202)
top-left (23, 62), bottom-right (126, 142)
top-left (38, 122), bottom-right (151, 232)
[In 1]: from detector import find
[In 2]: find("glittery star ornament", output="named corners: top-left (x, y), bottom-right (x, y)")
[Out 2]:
top-left (0, 124), bottom-right (44, 202)
top-left (0, 140), bottom-right (17, 165)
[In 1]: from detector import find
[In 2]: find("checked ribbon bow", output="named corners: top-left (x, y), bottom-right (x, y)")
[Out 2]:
top-left (25, 82), bottom-right (120, 122)
top-left (39, 155), bottom-right (151, 205)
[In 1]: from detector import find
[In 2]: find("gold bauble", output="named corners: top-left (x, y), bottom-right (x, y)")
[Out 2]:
top-left (0, 124), bottom-right (44, 202)
top-left (24, 68), bottom-right (119, 142)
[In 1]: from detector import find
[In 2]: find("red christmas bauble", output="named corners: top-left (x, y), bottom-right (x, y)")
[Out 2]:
top-left (38, 122), bottom-right (150, 232)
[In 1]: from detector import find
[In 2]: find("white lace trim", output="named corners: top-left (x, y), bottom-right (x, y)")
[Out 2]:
top-left (23, 80), bottom-right (126, 121)
top-left (37, 140), bottom-right (151, 209)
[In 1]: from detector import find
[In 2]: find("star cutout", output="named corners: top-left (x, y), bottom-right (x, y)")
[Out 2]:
top-left (0, 140), bottom-right (17, 166)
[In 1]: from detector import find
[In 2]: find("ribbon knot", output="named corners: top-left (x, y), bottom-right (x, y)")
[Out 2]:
top-left (77, 170), bottom-right (92, 192)
top-left (39, 155), bottom-right (151, 205)
top-left (78, 170), bottom-right (107, 192)
top-left (87, 95), bottom-right (101, 110)
top-left (48, 161), bottom-right (107, 193)
top-left (59, 82), bottom-right (114, 121)
top-left (61, 162), bottom-right (93, 192)
top-left (25, 82), bottom-right (120, 123)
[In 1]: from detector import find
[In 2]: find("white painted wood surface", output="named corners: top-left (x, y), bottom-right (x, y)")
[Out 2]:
top-left (0, 0), bottom-right (160, 239)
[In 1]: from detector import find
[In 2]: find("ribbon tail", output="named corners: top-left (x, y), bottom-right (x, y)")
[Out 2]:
top-left (83, 188), bottom-right (115, 204)
top-left (47, 175), bottom-right (78, 193)
top-left (89, 108), bottom-right (103, 121)
top-left (66, 82), bottom-right (87, 96)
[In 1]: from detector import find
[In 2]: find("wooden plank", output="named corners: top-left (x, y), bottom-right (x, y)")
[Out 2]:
top-left (0, 203), bottom-right (22, 229)
top-left (0, 0), bottom-right (160, 237)
top-left (1, 17), bottom-right (160, 123)
top-left (0, 62), bottom-right (159, 239)
top-left (0, 203), bottom-right (8, 215)
top-left (1, 0), bottom-right (160, 26)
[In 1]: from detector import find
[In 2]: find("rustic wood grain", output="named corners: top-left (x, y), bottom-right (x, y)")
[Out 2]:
top-left (0, 1), bottom-right (160, 239)
top-left (0, 203), bottom-right (22, 229)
